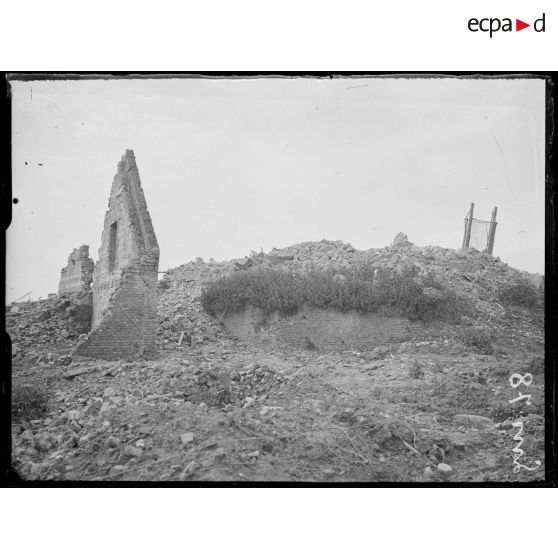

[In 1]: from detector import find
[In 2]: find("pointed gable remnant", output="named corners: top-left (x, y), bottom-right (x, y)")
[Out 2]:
top-left (75, 150), bottom-right (160, 359)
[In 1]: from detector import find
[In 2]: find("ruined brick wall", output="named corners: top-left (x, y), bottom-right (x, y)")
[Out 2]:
top-left (75, 150), bottom-right (159, 359)
top-left (58, 245), bottom-right (94, 295)
top-left (57, 246), bottom-right (94, 332)
top-left (221, 305), bottom-right (421, 351)
top-left (66, 294), bottom-right (94, 333)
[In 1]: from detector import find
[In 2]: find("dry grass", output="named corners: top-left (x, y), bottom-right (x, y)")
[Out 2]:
top-left (201, 265), bottom-right (469, 323)
top-left (12, 382), bottom-right (49, 422)
top-left (458, 328), bottom-right (494, 355)
top-left (498, 280), bottom-right (541, 308)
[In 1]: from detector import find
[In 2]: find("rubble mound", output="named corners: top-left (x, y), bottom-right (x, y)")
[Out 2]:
top-left (7, 294), bottom-right (92, 361)
top-left (264, 239), bottom-right (357, 269)
top-left (156, 237), bottom-right (543, 354)
top-left (156, 290), bottom-right (231, 349)
top-left (392, 232), bottom-right (413, 247)
top-left (8, 237), bottom-right (544, 483)
top-left (8, 237), bottom-right (543, 361)
top-left (162, 259), bottom-right (237, 295)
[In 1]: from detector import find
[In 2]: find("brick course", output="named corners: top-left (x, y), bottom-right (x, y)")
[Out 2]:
top-left (58, 245), bottom-right (94, 295)
top-left (221, 305), bottom-right (421, 350)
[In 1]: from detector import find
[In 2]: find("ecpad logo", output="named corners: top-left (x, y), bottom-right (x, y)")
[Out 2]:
top-left (468, 13), bottom-right (546, 37)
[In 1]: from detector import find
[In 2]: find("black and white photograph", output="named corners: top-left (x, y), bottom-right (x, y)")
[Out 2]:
top-left (5, 74), bottom-right (548, 484)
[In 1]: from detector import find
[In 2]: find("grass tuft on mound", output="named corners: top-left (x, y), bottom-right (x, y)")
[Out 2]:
top-left (498, 279), bottom-right (541, 309)
top-left (201, 264), bottom-right (468, 323)
top-left (12, 383), bottom-right (49, 422)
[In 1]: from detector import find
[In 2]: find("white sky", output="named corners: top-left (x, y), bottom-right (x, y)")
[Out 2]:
top-left (7, 76), bottom-right (546, 302)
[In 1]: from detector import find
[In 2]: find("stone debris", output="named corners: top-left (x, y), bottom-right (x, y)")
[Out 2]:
top-left (181, 461), bottom-right (200, 479)
top-left (63, 365), bottom-right (99, 379)
top-left (123, 445), bottom-right (143, 459)
top-left (8, 234), bottom-right (544, 483)
top-left (156, 295), bottom-right (229, 349)
top-left (454, 414), bottom-right (495, 430)
top-left (152, 236), bottom-right (543, 356)
top-left (163, 235), bottom-right (541, 326)
top-left (180, 432), bottom-right (195, 446)
top-left (7, 295), bottom-right (93, 361)
top-left (423, 466), bottom-right (435, 479)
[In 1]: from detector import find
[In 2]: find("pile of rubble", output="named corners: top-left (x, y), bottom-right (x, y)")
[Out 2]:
top-left (151, 234), bottom-right (543, 355)
top-left (156, 281), bottom-right (231, 350)
top-left (8, 234), bottom-right (542, 362)
top-left (361, 238), bottom-right (542, 321)
top-left (161, 259), bottom-right (236, 296)
top-left (10, 349), bottom-right (300, 480)
top-left (160, 234), bottom-right (542, 325)
top-left (228, 362), bottom-right (291, 405)
top-left (153, 241), bottom-right (361, 350)
top-left (11, 336), bottom-right (545, 482)
top-left (261, 239), bottom-right (357, 270)
top-left (9, 234), bottom-right (544, 483)
top-left (7, 295), bottom-right (90, 361)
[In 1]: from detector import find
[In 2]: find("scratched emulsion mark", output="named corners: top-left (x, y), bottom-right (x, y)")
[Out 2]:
top-left (508, 370), bottom-right (542, 474)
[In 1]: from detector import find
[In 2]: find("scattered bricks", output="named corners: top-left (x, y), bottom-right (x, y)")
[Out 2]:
top-left (6, 294), bottom-right (92, 357)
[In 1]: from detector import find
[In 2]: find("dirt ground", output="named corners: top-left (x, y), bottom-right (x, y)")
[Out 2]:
top-left (10, 311), bottom-right (545, 483)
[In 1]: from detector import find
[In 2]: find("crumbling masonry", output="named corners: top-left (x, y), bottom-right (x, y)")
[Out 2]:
top-left (75, 150), bottom-right (160, 359)
top-left (58, 245), bottom-right (94, 295)
top-left (58, 245), bottom-right (95, 332)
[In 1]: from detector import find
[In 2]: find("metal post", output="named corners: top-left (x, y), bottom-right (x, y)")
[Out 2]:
top-left (462, 203), bottom-right (474, 249)
top-left (487, 206), bottom-right (498, 255)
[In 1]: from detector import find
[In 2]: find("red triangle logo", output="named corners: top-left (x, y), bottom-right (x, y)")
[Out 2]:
top-left (516, 19), bottom-right (530, 31)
